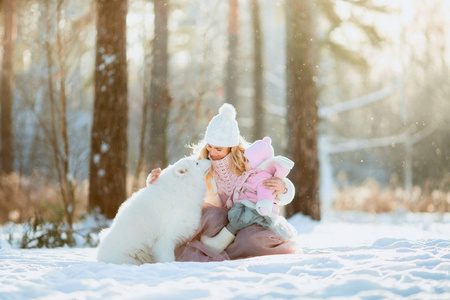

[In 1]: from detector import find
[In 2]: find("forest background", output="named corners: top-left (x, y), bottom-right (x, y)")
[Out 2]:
top-left (0, 0), bottom-right (449, 247)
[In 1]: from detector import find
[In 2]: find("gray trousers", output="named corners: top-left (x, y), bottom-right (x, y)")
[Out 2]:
top-left (226, 203), bottom-right (296, 240)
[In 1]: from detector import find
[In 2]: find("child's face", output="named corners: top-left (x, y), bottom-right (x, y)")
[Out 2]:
top-left (244, 160), bottom-right (252, 171)
top-left (206, 144), bottom-right (231, 160)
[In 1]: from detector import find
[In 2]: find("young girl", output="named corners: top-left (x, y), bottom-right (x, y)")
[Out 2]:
top-left (200, 136), bottom-right (297, 253)
top-left (148, 103), bottom-right (299, 261)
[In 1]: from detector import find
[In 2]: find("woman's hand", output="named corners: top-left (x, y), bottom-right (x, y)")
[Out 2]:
top-left (148, 168), bottom-right (161, 184)
top-left (262, 177), bottom-right (286, 195)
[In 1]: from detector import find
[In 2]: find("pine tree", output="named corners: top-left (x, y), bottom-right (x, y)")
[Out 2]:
top-left (1, 0), bottom-right (16, 175)
top-left (225, 0), bottom-right (239, 106)
top-left (89, 0), bottom-right (128, 218)
top-left (251, 0), bottom-right (263, 140)
top-left (285, 0), bottom-right (320, 220)
top-left (148, 0), bottom-right (172, 170)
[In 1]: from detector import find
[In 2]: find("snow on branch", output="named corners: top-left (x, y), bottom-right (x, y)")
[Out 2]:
top-left (264, 71), bottom-right (285, 90)
top-left (324, 123), bottom-right (437, 154)
top-left (318, 81), bottom-right (400, 119)
top-left (408, 123), bottom-right (437, 145)
top-left (264, 101), bottom-right (286, 117)
top-left (262, 79), bottom-right (400, 119)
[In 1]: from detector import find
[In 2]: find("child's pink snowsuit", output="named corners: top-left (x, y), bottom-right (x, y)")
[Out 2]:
top-left (227, 137), bottom-right (294, 217)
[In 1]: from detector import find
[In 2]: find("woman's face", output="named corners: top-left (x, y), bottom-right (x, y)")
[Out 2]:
top-left (206, 144), bottom-right (231, 160)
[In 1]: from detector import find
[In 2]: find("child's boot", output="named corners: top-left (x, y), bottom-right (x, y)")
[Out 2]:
top-left (201, 227), bottom-right (236, 253)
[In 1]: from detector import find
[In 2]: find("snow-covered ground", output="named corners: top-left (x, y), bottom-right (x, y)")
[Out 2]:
top-left (1, 210), bottom-right (450, 299)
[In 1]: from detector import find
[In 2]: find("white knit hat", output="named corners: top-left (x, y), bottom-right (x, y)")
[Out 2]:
top-left (204, 103), bottom-right (240, 147)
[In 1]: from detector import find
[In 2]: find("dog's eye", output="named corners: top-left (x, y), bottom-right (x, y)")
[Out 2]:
top-left (179, 169), bottom-right (185, 174)
top-left (196, 162), bottom-right (199, 166)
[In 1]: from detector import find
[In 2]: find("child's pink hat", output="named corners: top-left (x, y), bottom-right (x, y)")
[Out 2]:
top-left (244, 137), bottom-right (274, 169)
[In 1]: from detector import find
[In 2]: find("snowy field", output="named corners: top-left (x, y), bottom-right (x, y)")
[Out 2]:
top-left (1, 210), bottom-right (450, 299)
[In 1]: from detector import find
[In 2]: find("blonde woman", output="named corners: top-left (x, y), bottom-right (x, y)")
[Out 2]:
top-left (148, 103), bottom-right (299, 261)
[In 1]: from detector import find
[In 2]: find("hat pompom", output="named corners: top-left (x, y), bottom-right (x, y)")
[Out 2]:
top-left (263, 137), bottom-right (272, 145)
top-left (218, 103), bottom-right (237, 119)
top-left (204, 103), bottom-right (240, 147)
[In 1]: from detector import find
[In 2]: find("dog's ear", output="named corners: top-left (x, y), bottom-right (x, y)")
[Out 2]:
top-left (175, 167), bottom-right (188, 178)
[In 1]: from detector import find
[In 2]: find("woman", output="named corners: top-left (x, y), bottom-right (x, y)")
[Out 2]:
top-left (148, 103), bottom-right (299, 261)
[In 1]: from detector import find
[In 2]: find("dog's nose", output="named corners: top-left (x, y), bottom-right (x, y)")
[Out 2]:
top-left (206, 157), bottom-right (210, 160)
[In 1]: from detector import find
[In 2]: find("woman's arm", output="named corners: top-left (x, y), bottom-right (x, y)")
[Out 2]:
top-left (204, 178), bottom-right (222, 207)
top-left (262, 177), bottom-right (295, 205)
top-left (278, 178), bottom-right (295, 205)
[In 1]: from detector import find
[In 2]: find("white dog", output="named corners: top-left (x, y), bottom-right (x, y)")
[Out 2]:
top-left (97, 157), bottom-right (211, 265)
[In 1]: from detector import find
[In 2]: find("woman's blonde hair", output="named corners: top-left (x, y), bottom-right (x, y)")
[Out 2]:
top-left (191, 138), bottom-right (247, 192)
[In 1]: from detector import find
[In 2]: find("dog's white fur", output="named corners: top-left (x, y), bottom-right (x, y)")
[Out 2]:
top-left (97, 157), bottom-right (211, 265)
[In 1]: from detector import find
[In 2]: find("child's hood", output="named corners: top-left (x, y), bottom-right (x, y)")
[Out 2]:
top-left (256, 156), bottom-right (294, 179)
top-left (245, 137), bottom-right (274, 169)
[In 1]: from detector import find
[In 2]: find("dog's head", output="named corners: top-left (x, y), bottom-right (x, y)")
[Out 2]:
top-left (173, 157), bottom-right (211, 180)
top-left (146, 157), bottom-right (211, 189)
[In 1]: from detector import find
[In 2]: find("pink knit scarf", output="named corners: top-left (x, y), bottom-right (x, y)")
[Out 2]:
top-left (210, 153), bottom-right (239, 198)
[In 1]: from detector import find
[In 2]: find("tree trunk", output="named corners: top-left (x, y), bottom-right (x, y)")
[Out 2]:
top-left (251, 0), bottom-right (263, 140)
top-left (1, 0), bottom-right (16, 175)
top-left (225, 0), bottom-right (239, 106)
top-left (89, 0), bottom-right (128, 219)
top-left (45, 1), bottom-right (61, 189)
top-left (133, 46), bottom-right (151, 191)
top-left (56, 0), bottom-right (75, 235)
top-left (148, 0), bottom-right (171, 169)
top-left (285, 0), bottom-right (320, 220)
